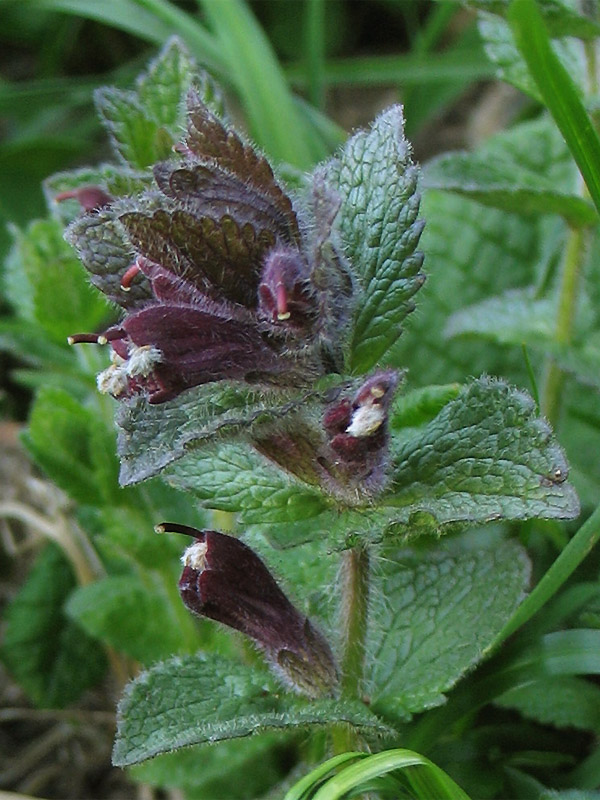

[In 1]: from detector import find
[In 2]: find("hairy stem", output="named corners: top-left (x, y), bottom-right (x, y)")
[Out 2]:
top-left (332, 545), bottom-right (370, 754)
top-left (541, 223), bottom-right (586, 426)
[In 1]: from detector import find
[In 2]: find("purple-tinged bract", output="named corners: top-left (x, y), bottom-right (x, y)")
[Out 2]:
top-left (68, 92), bottom-right (353, 404)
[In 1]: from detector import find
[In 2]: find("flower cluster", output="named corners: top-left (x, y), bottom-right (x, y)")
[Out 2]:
top-left (68, 91), bottom-right (353, 404)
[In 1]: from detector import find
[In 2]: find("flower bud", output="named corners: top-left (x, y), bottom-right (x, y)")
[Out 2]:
top-left (158, 523), bottom-right (339, 698)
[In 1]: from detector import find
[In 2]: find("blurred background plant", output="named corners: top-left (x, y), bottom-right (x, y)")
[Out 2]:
top-left (3, 1), bottom-right (600, 799)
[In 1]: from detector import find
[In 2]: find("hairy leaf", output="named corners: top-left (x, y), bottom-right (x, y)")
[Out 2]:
top-left (367, 538), bottom-right (530, 718)
top-left (117, 384), bottom-right (319, 485)
top-left (131, 735), bottom-right (286, 797)
top-left (113, 653), bottom-right (392, 766)
top-left (423, 150), bottom-right (595, 226)
top-left (10, 219), bottom-right (111, 342)
top-left (66, 574), bottom-right (191, 664)
top-left (385, 377), bottom-right (580, 525)
top-left (0, 544), bottom-right (106, 708)
top-left (22, 387), bottom-right (119, 506)
top-left (497, 676), bottom-right (600, 731)
top-left (165, 443), bottom-right (329, 524)
top-left (445, 289), bottom-right (557, 346)
top-left (329, 105), bottom-right (425, 372)
top-left (65, 206), bottom-right (149, 307)
top-left (467, 0), bottom-right (600, 39)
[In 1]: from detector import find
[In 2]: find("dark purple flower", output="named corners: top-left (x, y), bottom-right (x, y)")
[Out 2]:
top-left (158, 523), bottom-right (338, 697)
top-left (253, 370), bottom-right (399, 501)
top-left (68, 93), bottom-right (351, 404)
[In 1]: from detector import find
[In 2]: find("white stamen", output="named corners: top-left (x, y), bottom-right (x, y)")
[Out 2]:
top-left (126, 344), bottom-right (163, 378)
top-left (345, 404), bottom-right (385, 437)
top-left (96, 364), bottom-right (129, 397)
top-left (181, 541), bottom-right (208, 570)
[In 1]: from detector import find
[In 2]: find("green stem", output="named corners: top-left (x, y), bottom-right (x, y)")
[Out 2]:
top-left (541, 223), bottom-right (586, 426)
top-left (332, 546), bottom-right (370, 754)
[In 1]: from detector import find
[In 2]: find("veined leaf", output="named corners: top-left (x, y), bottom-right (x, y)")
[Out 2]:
top-left (165, 442), bottom-right (329, 524)
top-left (385, 377), bottom-right (579, 526)
top-left (467, 0), bottom-right (600, 39)
top-left (367, 537), bottom-right (530, 719)
top-left (477, 9), bottom-right (586, 102)
top-left (117, 383), bottom-right (322, 485)
top-left (329, 105), bottom-right (425, 373)
top-left (0, 544), bottom-right (106, 708)
top-left (112, 653), bottom-right (392, 766)
top-left (66, 574), bottom-right (192, 664)
top-left (423, 150), bottom-right (595, 226)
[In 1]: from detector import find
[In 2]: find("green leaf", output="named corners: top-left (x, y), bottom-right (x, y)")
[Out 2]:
top-left (66, 574), bottom-right (191, 664)
top-left (445, 288), bottom-right (557, 346)
top-left (477, 9), bottom-right (586, 103)
top-left (367, 537), bottom-right (530, 719)
top-left (508, 0), bottom-right (600, 220)
top-left (165, 442), bottom-right (329, 524)
top-left (388, 187), bottom-right (551, 385)
top-left (65, 204), bottom-right (150, 307)
top-left (467, 0), bottom-right (600, 39)
top-left (44, 165), bottom-right (152, 226)
top-left (117, 383), bottom-right (320, 485)
top-left (94, 38), bottom-right (199, 169)
top-left (10, 218), bottom-right (111, 342)
top-left (112, 653), bottom-right (392, 766)
top-left (385, 377), bottom-right (580, 526)
top-left (0, 317), bottom-right (77, 370)
top-left (0, 543), bottom-right (106, 708)
top-left (131, 735), bottom-right (286, 797)
top-left (423, 150), bottom-right (596, 226)
top-left (22, 386), bottom-right (118, 506)
top-left (496, 676), bottom-right (600, 731)
top-left (391, 383), bottom-right (461, 431)
top-left (541, 791), bottom-right (600, 800)
top-left (95, 88), bottom-right (171, 169)
top-left (136, 36), bottom-right (196, 128)
top-left (329, 105), bottom-right (425, 372)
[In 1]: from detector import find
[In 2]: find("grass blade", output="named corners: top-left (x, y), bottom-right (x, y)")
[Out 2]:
top-left (508, 0), bottom-right (600, 219)
top-left (200, 0), bottom-right (319, 167)
top-left (310, 749), bottom-right (471, 800)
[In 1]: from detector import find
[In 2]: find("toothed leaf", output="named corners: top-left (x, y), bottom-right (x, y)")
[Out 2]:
top-left (384, 377), bottom-right (580, 526)
top-left (330, 105), bottom-right (425, 372)
top-left (165, 442), bottom-right (329, 523)
top-left (113, 653), bottom-right (393, 766)
top-left (367, 538), bottom-right (530, 719)
top-left (117, 384), bottom-right (319, 485)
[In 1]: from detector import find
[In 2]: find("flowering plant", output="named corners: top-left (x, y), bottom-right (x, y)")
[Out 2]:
top-left (3, 22), bottom-right (595, 798)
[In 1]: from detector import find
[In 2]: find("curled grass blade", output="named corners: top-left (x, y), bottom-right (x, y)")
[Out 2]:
top-left (309, 749), bottom-right (471, 800)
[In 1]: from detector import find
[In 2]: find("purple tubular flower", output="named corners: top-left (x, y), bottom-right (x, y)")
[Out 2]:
top-left (160, 523), bottom-right (338, 697)
top-left (253, 370), bottom-right (400, 501)
top-left (68, 93), bottom-right (349, 403)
